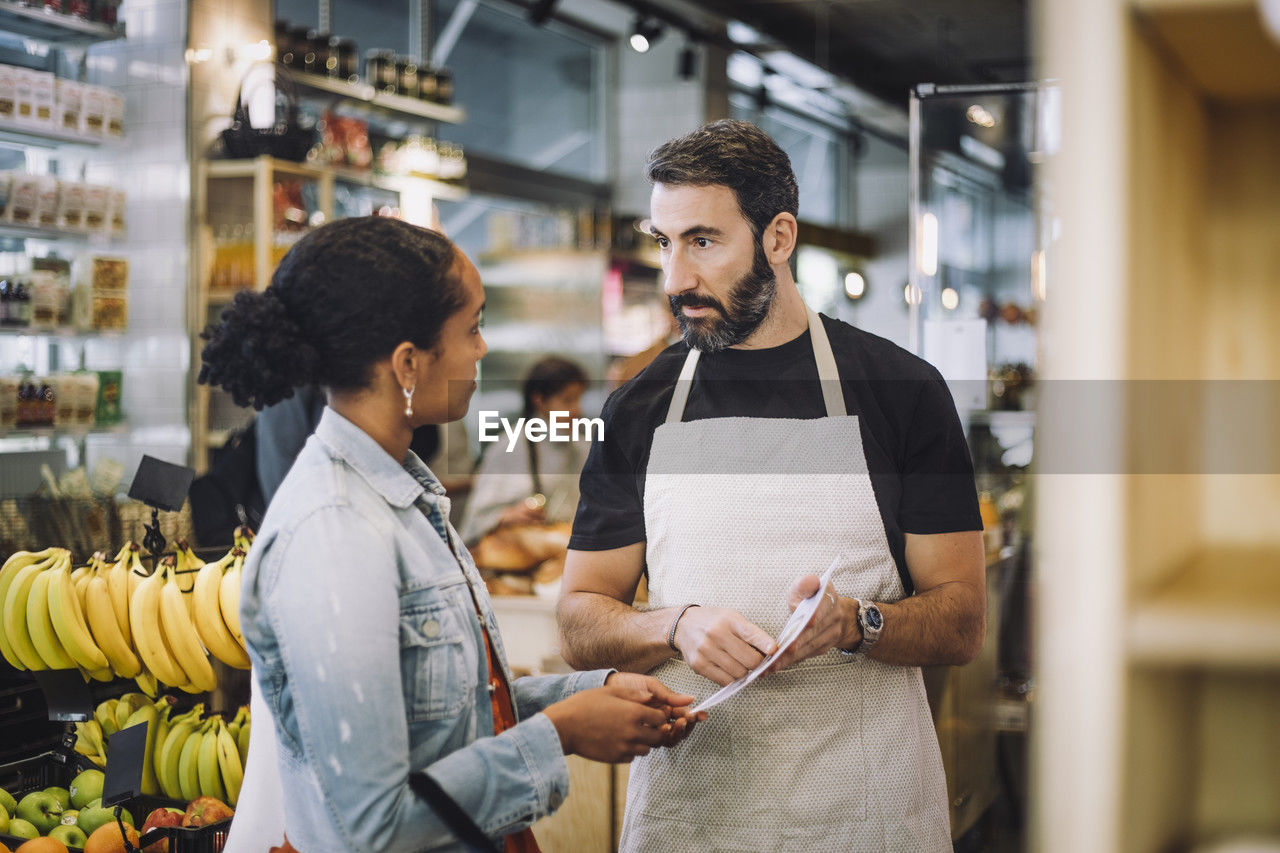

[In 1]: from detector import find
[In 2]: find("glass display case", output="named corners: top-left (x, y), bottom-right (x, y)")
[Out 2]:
top-left (909, 81), bottom-right (1058, 847)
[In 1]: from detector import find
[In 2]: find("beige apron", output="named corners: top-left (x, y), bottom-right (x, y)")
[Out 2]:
top-left (620, 307), bottom-right (950, 853)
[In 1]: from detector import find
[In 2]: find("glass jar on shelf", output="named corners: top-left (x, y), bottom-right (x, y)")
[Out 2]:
top-left (329, 37), bottom-right (358, 83)
top-left (435, 68), bottom-right (454, 105)
top-left (366, 50), bottom-right (397, 95)
top-left (394, 56), bottom-right (419, 99)
top-left (303, 30), bottom-right (331, 77)
top-left (416, 65), bottom-right (439, 102)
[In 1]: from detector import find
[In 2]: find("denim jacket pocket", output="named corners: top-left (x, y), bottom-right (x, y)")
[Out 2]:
top-left (399, 592), bottom-right (480, 722)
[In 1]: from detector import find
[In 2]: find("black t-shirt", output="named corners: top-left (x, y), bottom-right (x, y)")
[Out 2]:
top-left (569, 314), bottom-right (983, 594)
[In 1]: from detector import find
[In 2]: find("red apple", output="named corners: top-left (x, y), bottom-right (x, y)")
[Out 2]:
top-left (181, 797), bottom-right (233, 828)
top-left (140, 808), bottom-right (184, 853)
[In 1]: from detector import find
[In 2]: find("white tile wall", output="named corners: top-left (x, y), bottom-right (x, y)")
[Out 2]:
top-left (78, 0), bottom-right (192, 478)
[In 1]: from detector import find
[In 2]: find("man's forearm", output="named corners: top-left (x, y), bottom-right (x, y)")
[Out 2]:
top-left (557, 591), bottom-right (679, 673)
top-left (846, 580), bottom-right (985, 667)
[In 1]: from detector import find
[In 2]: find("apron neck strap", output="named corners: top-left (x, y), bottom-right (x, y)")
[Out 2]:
top-left (665, 307), bottom-right (847, 424)
top-left (808, 306), bottom-right (847, 417)
top-left (665, 347), bottom-right (701, 424)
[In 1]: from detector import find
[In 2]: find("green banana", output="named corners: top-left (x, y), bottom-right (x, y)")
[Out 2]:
top-left (237, 717), bottom-right (251, 765)
top-left (215, 718), bottom-right (243, 806)
top-left (115, 692), bottom-right (150, 732)
top-left (177, 721), bottom-right (208, 801)
top-left (157, 704), bottom-right (204, 800)
top-left (151, 699), bottom-right (175, 790)
top-left (197, 718), bottom-right (226, 801)
top-left (123, 701), bottom-right (161, 796)
top-left (95, 698), bottom-right (120, 736)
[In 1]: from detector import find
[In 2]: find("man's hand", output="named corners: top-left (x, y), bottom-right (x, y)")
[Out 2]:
top-left (767, 574), bottom-right (860, 673)
top-left (605, 672), bottom-right (707, 746)
top-left (673, 606), bottom-right (777, 686)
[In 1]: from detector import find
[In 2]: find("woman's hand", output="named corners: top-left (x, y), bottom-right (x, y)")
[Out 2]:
top-left (605, 672), bottom-right (707, 747)
top-left (543, 678), bottom-right (704, 763)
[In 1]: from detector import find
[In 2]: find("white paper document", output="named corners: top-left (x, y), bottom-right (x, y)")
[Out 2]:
top-left (690, 559), bottom-right (839, 714)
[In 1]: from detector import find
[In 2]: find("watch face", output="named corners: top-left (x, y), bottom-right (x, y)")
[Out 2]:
top-left (865, 605), bottom-right (883, 632)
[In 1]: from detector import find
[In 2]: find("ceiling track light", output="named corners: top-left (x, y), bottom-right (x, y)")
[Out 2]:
top-left (527, 0), bottom-right (560, 26)
top-left (630, 16), bottom-right (664, 53)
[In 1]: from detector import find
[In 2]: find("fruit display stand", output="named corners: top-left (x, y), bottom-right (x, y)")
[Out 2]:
top-left (0, 749), bottom-right (231, 852)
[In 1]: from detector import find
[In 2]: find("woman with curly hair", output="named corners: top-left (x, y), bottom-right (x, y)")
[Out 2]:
top-left (201, 216), bottom-right (701, 852)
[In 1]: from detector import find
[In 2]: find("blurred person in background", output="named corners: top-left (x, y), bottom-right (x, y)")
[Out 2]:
top-left (460, 355), bottom-right (590, 545)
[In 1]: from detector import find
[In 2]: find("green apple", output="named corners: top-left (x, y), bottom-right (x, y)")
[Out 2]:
top-left (50, 823), bottom-right (90, 847)
top-left (0, 785), bottom-right (16, 815)
top-left (0, 807), bottom-right (9, 833)
top-left (69, 769), bottom-right (105, 810)
top-left (16, 789), bottom-right (64, 834)
top-left (62, 808), bottom-right (80, 824)
top-left (77, 804), bottom-right (131, 836)
top-left (7, 816), bottom-right (39, 839)
top-left (85, 797), bottom-right (101, 809)
top-left (44, 785), bottom-right (71, 810)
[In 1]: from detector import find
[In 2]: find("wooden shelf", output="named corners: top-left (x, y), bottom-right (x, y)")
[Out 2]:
top-left (205, 157), bottom-right (467, 201)
top-left (1128, 548), bottom-right (1280, 668)
top-left (0, 1), bottom-right (124, 45)
top-left (1133, 0), bottom-right (1280, 100)
top-left (289, 71), bottom-right (466, 125)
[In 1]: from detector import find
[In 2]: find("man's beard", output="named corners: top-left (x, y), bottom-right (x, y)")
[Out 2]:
top-left (669, 241), bottom-right (777, 352)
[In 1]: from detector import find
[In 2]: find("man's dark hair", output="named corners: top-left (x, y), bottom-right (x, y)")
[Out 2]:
top-left (645, 119), bottom-right (799, 238)
top-left (198, 216), bottom-right (466, 410)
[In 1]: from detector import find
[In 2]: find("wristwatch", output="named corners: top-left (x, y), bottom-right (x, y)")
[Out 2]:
top-left (852, 599), bottom-right (883, 657)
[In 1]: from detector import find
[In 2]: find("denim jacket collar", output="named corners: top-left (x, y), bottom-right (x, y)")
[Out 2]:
top-left (313, 407), bottom-right (447, 509)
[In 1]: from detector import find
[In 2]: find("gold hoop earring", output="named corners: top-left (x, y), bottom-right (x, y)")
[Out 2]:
top-left (403, 385), bottom-right (415, 418)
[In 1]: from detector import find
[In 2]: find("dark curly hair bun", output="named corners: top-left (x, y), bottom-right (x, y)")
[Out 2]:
top-left (198, 289), bottom-right (320, 410)
top-left (198, 217), bottom-right (464, 411)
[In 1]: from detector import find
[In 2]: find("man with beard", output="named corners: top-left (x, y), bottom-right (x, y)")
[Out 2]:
top-left (557, 120), bottom-right (986, 852)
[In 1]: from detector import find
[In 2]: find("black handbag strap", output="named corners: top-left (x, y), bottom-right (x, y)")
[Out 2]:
top-left (408, 770), bottom-right (500, 852)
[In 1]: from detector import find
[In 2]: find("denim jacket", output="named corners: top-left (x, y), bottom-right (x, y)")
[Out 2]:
top-left (240, 407), bottom-right (609, 852)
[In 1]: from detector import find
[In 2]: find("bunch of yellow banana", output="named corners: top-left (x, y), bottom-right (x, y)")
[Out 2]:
top-left (72, 693), bottom-right (175, 794)
top-left (2, 530), bottom-right (254, 694)
top-left (73, 694), bottom-right (250, 806)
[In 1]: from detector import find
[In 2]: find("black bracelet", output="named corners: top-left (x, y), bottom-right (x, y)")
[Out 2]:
top-left (667, 603), bottom-right (699, 653)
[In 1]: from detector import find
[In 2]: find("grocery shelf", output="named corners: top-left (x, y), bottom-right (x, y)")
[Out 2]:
top-left (0, 1), bottom-right (125, 45)
top-left (290, 71), bottom-right (466, 125)
top-left (0, 222), bottom-right (112, 243)
top-left (1127, 547), bottom-right (1280, 668)
top-left (0, 423), bottom-right (128, 440)
top-left (0, 120), bottom-right (110, 148)
top-left (205, 156), bottom-right (467, 201)
top-left (0, 324), bottom-right (121, 337)
top-left (328, 165), bottom-right (468, 202)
